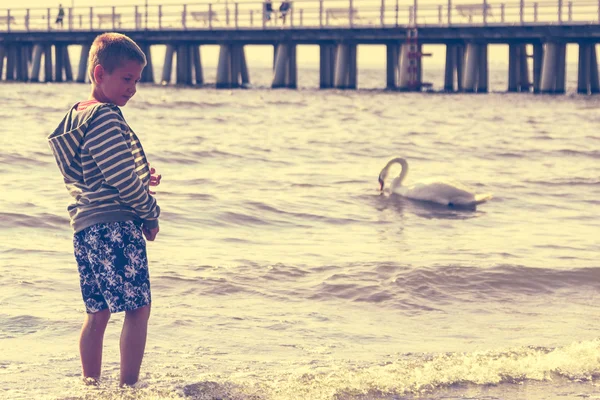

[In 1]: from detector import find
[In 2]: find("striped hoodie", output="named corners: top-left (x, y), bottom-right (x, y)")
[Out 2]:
top-left (48, 102), bottom-right (160, 233)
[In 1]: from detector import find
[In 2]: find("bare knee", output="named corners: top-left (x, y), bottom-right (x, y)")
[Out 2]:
top-left (84, 308), bottom-right (111, 331)
top-left (125, 304), bottom-right (151, 322)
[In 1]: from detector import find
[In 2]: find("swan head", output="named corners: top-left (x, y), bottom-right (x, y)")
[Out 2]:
top-left (378, 167), bottom-right (391, 191)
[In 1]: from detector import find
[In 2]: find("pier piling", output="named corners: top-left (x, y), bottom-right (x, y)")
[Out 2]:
top-left (273, 43), bottom-right (297, 88)
top-left (217, 44), bottom-right (248, 88)
top-left (576, 43), bottom-right (599, 94)
top-left (139, 43), bottom-right (154, 84)
top-left (540, 42), bottom-right (567, 94)
top-left (386, 43), bottom-right (399, 89)
top-left (161, 44), bottom-right (175, 85)
top-left (319, 44), bottom-right (335, 89)
top-left (76, 44), bottom-right (90, 83)
top-left (508, 44), bottom-right (530, 92)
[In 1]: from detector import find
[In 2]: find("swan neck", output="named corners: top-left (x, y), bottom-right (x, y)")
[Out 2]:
top-left (396, 158), bottom-right (408, 185)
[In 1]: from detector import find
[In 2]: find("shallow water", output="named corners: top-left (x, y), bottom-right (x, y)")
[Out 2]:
top-left (1, 67), bottom-right (599, 399)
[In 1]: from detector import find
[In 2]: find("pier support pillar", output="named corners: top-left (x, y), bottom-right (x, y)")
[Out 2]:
top-left (577, 43), bottom-right (599, 94)
top-left (397, 43), bottom-right (411, 90)
top-left (217, 44), bottom-right (248, 88)
top-left (443, 43), bottom-right (464, 92)
top-left (349, 43), bottom-right (357, 89)
top-left (0, 44), bottom-right (5, 80)
top-left (6, 45), bottom-right (17, 81)
top-left (50, 44), bottom-right (73, 82)
top-left (30, 44), bottom-right (44, 82)
top-left (240, 46), bottom-right (250, 86)
top-left (76, 44), bottom-right (90, 83)
top-left (444, 44), bottom-right (453, 91)
top-left (556, 43), bottom-right (566, 93)
top-left (319, 44), bottom-right (335, 89)
top-left (333, 43), bottom-right (356, 89)
top-left (591, 45), bottom-right (600, 94)
top-left (334, 44), bottom-right (349, 88)
top-left (139, 43), bottom-right (154, 83)
top-left (231, 45), bottom-right (242, 88)
top-left (216, 44), bottom-right (231, 88)
top-left (508, 44), bottom-right (530, 92)
top-left (193, 45), bottom-right (204, 85)
top-left (272, 43), bottom-right (297, 88)
top-left (161, 44), bottom-right (175, 85)
top-left (461, 43), bottom-right (488, 93)
top-left (176, 44), bottom-right (192, 85)
top-left (462, 43), bottom-right (478, 92)
top-left (17, 45), bottom-right (30, 82)
top-left (43, 45), bottom-right (52, 82)
top-left (478, 43), bottom-right (488, 92)
top-left (532, 43), bottom-right (543, 93)
top-left (578, 43), bottom-right (591, 94)
top-left (54, 44), bottom-right (64, 82)
top-left (386, 43), bottom-right (399, 89)
top-left (63, 46), bottom-right (73, 81)
top-left (456, 45), bottom-right (464, 91)
top-left (540, 42), bottom-right (566, 94)
top-left (175, 44), bottom-right (205, 86)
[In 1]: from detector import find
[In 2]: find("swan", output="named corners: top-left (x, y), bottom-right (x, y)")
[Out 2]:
top-left (378, 157), bottom-right (492, 207)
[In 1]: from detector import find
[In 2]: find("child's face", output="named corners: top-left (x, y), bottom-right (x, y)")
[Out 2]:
top-left (95, 60), bottom-right (144, 107)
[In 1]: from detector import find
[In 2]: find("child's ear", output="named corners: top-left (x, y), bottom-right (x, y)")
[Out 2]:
top-left (93, 65), bottom-right (105, 84)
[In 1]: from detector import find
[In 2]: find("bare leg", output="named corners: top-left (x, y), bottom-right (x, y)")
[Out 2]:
top-left (120, 304), bottom-right (151, 386)
top-left (79, 308), bottom-right (111, 380)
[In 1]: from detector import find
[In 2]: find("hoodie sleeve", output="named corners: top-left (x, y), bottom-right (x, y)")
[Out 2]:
top-left (83, 106), bottom-right (160, 229)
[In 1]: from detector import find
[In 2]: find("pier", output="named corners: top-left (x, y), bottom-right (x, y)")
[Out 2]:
top-left (1, 0), bottom-right (600, 93)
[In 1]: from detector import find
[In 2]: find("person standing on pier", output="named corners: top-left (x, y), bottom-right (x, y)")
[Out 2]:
top-left (47, 32), bottom-right (161, 387)
top-left (264, 0), bottom-right (274, 24)
top-left (279, 0), bottom-right (291, 25)
top-left (55, 4), bottom-right (65, 28)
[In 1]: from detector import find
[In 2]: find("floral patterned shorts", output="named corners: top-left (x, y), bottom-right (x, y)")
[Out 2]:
top-left (73, 221), bottom-right (151, 314)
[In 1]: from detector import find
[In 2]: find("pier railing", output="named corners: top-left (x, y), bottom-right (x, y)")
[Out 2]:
top-left (1, 0), bottom-right (599, 32)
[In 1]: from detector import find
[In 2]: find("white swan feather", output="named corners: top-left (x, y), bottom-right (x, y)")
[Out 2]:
top-left (378, 157), bottom-right (492, 207)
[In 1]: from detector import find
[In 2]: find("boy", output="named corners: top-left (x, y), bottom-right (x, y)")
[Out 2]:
top-left (47, 32), bottom-right (161, 386)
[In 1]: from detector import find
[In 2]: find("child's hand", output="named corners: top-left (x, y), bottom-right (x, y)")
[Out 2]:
top-left (143, 225), bottom-right (159, 241)
top-left (148, 163), bottom-right (162, 195)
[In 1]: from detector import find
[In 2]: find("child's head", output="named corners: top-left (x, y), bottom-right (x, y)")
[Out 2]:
top-left (88, 33), bottom-right (146, 107)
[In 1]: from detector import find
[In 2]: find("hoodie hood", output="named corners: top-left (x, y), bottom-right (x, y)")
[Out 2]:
top-left (47, 102), bottom-right (120, 182)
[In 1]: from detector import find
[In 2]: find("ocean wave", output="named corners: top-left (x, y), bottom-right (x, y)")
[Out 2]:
top-left (557, 149), bottom-right (600, 158)
top-left (216, 211), bottom-right (297, 227)
top-left (47, 339), bottom-right (600, 400)
top-left (524, 177), bottom-right (600, 186)
top-left (265, 339), bottom-right (600, 399)
top-left (152, 149), bottom-right (285, 166)
top-left (191, 263), bottom-right (600, 310)
top-left (137, 99), bottom-right (231, 109)
top-left (492, 152), bottom-right (524, 158)
top-left (0, 212), bottom-right (69, 229)
top-left (0, 314), bottom-right (47, 339)
top-left (151, 149), bottom-right (243, 164)
top-left (324, 264), bottom-right (600, 304)
top-left (0, 152), bottom-right (51, 168)
top-left (246, 201), bottom-right (361, 225)
top-left (265, 100), bottom-right (306, 107)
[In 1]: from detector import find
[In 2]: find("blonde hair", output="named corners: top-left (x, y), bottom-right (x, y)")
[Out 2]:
top-left (88, 32), bottom-right (146, 83)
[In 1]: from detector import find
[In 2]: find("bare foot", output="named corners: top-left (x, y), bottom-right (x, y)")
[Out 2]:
top-left (82, 376), bottom-right (99, 386)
